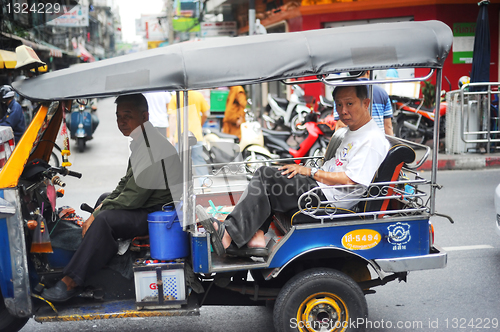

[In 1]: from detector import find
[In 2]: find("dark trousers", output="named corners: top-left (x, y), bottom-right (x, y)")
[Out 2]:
top-left (224, 166), bottom-right (325, 248)
top-left (62, 208), bottom-right (150, 286)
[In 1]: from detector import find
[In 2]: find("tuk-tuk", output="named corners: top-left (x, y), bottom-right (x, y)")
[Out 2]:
top-left (2, 20), bottom-right (452, 332)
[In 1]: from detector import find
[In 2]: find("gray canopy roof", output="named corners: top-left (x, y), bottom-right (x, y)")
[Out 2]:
top-left (13, 20), bottom-right (452, 101)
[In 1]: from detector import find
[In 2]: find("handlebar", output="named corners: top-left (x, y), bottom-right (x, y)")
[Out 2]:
top-left (80, 203), bottom-right (94, 214)
top-left (49, 167), bottom-right (82, 179)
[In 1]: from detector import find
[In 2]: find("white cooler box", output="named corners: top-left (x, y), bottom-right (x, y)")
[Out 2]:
top-left (133, 262), bottom-right (187, 309)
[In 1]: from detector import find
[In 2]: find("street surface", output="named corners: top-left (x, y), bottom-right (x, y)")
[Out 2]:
top-left (21, 98), bottom-right (500, 331)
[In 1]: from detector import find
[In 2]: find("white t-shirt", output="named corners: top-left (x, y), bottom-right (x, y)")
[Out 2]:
top-left (144, 91), bottom-right (171, 128)
top-left (317, 119), bottom-right (390, 210)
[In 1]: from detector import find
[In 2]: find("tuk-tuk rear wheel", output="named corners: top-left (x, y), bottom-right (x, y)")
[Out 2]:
top-left (0, 294), bottom-right (29, 332)
top-left (273, 268), bottom-right (367, 332)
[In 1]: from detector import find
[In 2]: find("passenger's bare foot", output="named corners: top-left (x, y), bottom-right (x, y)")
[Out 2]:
top-left (212, 221), bottom-right (232, 249)
top-left (247, 230), bottom-right (266, 248)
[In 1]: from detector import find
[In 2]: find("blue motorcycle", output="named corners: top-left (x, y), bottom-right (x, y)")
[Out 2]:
top-left (66, 99), bottom-right (99, 152)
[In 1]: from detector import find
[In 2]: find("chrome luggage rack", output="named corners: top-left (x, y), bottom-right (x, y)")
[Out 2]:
top-left (296, 173), bottom-right (429, 222)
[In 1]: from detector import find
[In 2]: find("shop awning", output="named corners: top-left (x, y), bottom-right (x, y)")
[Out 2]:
top-left (0, 32), bottom-right (65, 58)
top-left (0, 50), bottom-right (17, 69)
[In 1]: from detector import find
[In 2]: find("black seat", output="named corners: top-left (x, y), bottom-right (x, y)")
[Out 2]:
top-left (273, 96), bottom-right (289, 109)
top-left (206, 130), bottom-right (240, 143)
top-left (261, 128), bottom-right (292, 137)
top-left (360, 144), bottom-right (416, 214)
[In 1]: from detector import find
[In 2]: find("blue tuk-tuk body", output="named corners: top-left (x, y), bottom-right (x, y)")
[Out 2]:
top-left (0, 20), bottom-right (453, 332)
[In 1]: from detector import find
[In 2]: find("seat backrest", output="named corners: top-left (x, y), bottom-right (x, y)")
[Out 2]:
top-left (323, 127), bottom-right (348, 161)
top-left (361, 144), bottom-right (416, 214)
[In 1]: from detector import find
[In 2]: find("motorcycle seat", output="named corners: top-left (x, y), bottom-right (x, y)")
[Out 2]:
top-left (206, 130), bottom-right (240, 142)
top-left (261, 128), bottom-right (291, 137)
top-left (273, 96), bottom-right (289, 109)
top-left (263, 133), bottom-right (291, 151)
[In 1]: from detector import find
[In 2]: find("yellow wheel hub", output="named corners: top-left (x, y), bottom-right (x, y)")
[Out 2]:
top-left (297, 292), bottom-right (349, 332)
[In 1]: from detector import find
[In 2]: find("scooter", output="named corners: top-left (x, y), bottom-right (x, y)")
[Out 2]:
top-left (203, 109), bottom-right (276, 172)
top-left (263, 84), bottom-right (312, 134)
top-left (262, 112), bottom-right (332, 164)
top-left (66, 99), bottom-right (99, 152)
top-left (393, 94), bottom-right (447, 145)
top-left (316, 94), bottom-right (334, 120)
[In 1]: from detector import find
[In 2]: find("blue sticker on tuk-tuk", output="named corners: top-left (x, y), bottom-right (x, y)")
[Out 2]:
top-left (387, 222), bottom-right (411, 251)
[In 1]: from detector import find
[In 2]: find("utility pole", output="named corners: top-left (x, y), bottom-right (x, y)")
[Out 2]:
top-left (249, 0), bottom-right (256, 115)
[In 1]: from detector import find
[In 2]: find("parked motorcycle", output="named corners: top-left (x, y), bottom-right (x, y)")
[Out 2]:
top-left (263, 84), bottom-right (312, 134)
top-left (392, 95), bottom-right (446, 145)
top-left (66, 99), bottom-right (99, 152)
top-left (316, 94), bottom-right (334, 120)
top-left (203, 109), bottom-right (276, 172)
top-left (263, 112), bottom-right (333, 164)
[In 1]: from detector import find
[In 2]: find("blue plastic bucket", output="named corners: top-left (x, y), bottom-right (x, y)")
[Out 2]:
top-left (148, 207), bottom-right (189, 260)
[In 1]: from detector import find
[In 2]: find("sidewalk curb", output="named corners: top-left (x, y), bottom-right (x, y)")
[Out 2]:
top-left (417, 155), bottom-right (500, 171)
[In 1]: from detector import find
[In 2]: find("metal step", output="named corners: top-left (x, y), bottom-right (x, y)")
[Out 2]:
top-left (34, 296), bottom-right (199, 322)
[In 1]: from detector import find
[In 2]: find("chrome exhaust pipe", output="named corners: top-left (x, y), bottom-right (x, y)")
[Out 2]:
top-left (262, 114), bottom-right (276, 123)
top-left (403, 121), bottom-right (419, 132)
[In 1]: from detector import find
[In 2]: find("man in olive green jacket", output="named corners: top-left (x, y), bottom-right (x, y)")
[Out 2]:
top-left (42, 94), bottom-right (182, 302)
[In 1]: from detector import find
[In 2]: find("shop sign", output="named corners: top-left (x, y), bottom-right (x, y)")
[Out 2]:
top-left (453, 22), bottom-right (475, 64)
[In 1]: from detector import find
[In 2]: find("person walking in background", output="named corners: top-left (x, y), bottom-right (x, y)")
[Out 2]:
top-left (143, 91), bottom-right (171, 137)
top-left (334, 71), bottom-right (394, 136)
top-left (167, 91), bottom-right (210, 185)
top-left (222, 86), bottom-right (247, 139)
top-left (0, 85), bottom-right (26, 143)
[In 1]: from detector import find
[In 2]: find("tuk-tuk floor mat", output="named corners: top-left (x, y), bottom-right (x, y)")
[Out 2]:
top-left (34, 296), bottom-right (199, 322)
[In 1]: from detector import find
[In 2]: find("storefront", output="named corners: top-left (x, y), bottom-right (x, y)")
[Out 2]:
top-left (226, 0), bottom-right (500, 101)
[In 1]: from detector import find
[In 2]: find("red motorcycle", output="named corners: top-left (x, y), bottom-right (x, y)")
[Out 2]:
top-left (393, 95), bottom-right (447, 145)
top-left (262, 112), bottom-right (335, 163)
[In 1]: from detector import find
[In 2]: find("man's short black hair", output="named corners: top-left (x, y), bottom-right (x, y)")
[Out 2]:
top-left (332, 79), bottom-right (369, 101)
top-left (115, 93), bottom-right (148, 113)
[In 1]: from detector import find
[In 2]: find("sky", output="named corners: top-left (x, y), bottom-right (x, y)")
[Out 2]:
top-left (117, 0), bottom-right (165, 43)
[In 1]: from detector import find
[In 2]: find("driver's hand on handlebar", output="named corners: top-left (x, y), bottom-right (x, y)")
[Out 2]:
top-left (82, 214), bottom-right (95, 238)
top-left (279, 164), bottom-right (309, 179)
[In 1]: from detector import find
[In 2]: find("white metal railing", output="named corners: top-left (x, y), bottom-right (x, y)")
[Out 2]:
top-left (447, 82), bottom-right (500, 154)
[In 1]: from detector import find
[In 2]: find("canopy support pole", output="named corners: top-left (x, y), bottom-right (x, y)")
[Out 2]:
top-left (430, 68), bottom-right (442, 215)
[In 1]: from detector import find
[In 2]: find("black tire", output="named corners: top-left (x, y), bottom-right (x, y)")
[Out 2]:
top-left (0, 294), bottom-right (29, 332)
top-left (273, 268), bottom-right (368, 332)
top-left (77, 138), bottom-right (86, 153)
top-left (306, 142), bottom-right (326, 167)
top-left (243, 150), bottom-right (272, 173)
top-left (264, 105), bottom-right (278, 130)
top-left (290, 112), bottom-right (307, 135)
top-left (395, 116), bottom-right (426, 144)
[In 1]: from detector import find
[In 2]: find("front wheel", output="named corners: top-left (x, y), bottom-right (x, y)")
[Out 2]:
top-left (264, 105), bottom-right (278, 130)
top-left (306, 142), bottom-right (326, 167)
top-left (243, 150), bottom-right (272, 173)
top-left (290, 112), bottom-right (307, 135)
top-left (49, 151), bottom-right (60, 167)
top-left (395, 116), bottom-right (426, 145)
top-left (273, 268), bottom-right (368, 332)
top-left (77, 137), bottom-right (86, 153)
top-left (0, 294), bottom-right (29, 332)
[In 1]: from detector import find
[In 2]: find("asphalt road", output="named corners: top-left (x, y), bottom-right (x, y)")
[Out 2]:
top-left (20, 98), bottom-right (500, 331)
